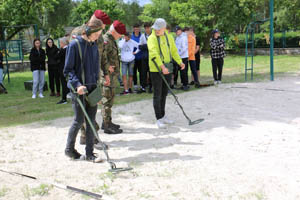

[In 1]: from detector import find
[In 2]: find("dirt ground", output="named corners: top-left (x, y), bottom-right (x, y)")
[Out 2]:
top-left (1, 75), bottom-right (300, 200)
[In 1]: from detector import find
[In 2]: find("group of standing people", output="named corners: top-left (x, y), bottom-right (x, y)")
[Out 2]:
top-left (27, 8), bottom-right (226, 162)
top-left (29, 37), bottom-right (69, 104)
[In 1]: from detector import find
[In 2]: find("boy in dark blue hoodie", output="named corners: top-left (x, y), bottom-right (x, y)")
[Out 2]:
top-left (64, 17), bottom-right (103, 163)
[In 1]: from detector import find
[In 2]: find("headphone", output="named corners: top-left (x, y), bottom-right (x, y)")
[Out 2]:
top-left (85, 26), bottom-right (102, 37)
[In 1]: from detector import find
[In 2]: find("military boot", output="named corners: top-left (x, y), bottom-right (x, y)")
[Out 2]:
top-left (101, 120), bottom-right (120, 130)
top-left (103, 122), bottom-right (123, 134)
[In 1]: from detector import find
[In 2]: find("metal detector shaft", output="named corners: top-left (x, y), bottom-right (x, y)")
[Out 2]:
top-left (151, 57), bottom-right (193, 123)
top-left (0, 169), bottom-right (102, 199)
top-left (69, 85), bottom-right (115, 169)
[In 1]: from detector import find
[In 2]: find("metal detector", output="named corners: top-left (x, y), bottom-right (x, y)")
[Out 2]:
top-left (70, 85), bottom-right (132, 173)
top-left (152, 57), bottom-right (204, 126)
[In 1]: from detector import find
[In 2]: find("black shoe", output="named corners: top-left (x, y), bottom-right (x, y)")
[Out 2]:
top-left (189, 81), bottom-right (195, 85)
top-left (195, 82), bottom-right (201, 88)
top-left (104, 126), bottom-right (123, 134)
top-left (57, 99), bottom-right (67, 104)
top-left (65, 149), bottom-right (81, 159)
top-left (101, 121), bottom-right (120, 130)
top-left (94, 142), bottom-right (109, 150)
top-left (170, 85), bottom-right (174, 89)
top-left (128, 88), bottom-right (133, 93)
top-left (137, 88), bottom-right (146, 94)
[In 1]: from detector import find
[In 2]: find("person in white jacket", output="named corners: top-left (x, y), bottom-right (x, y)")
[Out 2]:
top-left (118, 32), bottom-right (139, 94)
top-left (174, 26), bottom-right (189, 90)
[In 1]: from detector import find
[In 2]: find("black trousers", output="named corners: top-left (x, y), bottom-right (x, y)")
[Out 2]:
top-left (189, 60), bottom-right (199, 83)
top-left (151, 72), bottom-right (172, 120)
top-left (174, 58), bottom-right (188, 86)
top-left (133, 59), bottom-right (142, 86)
top-left (59, 70), bottom-right (69, 100)
top-left (48, 65), bottom-right (60, 93)
top-left (141, 58), bottom-right (151, 89)
top-left (212, 58), bottom-right (224, 81)
top-left (66, 94), bottom-right (97, 156)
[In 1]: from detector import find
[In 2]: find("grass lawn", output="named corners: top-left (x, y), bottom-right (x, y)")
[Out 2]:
top-left (0, 55), bottom-right (299, 128)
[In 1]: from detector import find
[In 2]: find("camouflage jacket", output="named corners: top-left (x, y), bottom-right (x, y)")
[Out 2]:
top-left (101, 32), bottom-right (120, 77)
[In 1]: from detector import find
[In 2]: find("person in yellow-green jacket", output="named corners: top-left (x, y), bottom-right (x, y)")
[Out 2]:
top-left (148, 18), bottom-right (185, 129)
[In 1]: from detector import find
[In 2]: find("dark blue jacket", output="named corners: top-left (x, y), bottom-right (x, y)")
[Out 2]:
top-left (64, 36), bottom-right (99, 92)
top-left (131, 32), bottom-right (142, 60)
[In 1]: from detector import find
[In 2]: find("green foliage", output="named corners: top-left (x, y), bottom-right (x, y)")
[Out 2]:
top-left (227, 31), bottom-right (300, 50)
top-left (120, 0), bottom-right (143, 28)
top-left (0, 0), bottom-right (58, 40)
top-left (70, 0), bottom-right (125, 27)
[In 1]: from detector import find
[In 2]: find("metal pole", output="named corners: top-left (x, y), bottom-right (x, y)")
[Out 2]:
top-left (269, 0), bottom-right (274, 81)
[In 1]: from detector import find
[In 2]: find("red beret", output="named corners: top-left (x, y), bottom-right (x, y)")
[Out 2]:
top-left (113, 20), bottom-right (126, 35)
top-left (94, 10), bottom-right (111, 25)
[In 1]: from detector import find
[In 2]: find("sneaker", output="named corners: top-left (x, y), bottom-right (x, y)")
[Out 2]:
top-left (65, 148), bottom-right (81, 159)
top-left (57, 99), bottom-right (67, 104)
top-left (120, 90), bottom-right (129, 95)
top-left (94, 142), bottom-right (109, 150)
top-left (214, 81), bottom-right (218, 85)
top-left (32, 94), bottom-right (36, 99)
top-left (157, 119), bottom-right (167, 129)
top-left (195, 82), bottom-right (201, 88)
top-left (39, 93), bottom-right (44, 98)
top-left (67, 93), bottom-right (72, 99)
top-left (80, 154), bottom-right (105, 163)
top-left (137, 88), bottom-right (146, 94)
top-left (133, 85), bottom-right (139, 91)
top-left (103, 123), bottom-right (123, 134)
top-left (162, 116), bottom-right (174, 124)
top-left (189, 81), bottom-right (195, 85)
top-left (101, 121), bottom-right (121, 130)
top-left (217, 81), bottom-right (222, 84)
top-left (128, 88), bottom-right (133, 94)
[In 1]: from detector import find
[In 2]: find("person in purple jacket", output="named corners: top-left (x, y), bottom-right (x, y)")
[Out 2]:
top-left (64, 16), bottom-right (103, 163)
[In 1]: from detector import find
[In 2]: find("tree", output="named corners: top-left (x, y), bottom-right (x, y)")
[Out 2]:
top-left (70, 0), bottom-right (125, 27)
top-left (46, 0), bottom-right (74, 38)
top-left (120, 0), bottom-right (143, 28)
top-left (0, 0), bottom-right (58, 40)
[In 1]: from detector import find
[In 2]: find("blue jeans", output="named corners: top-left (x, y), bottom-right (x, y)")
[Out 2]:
top-left (0, 68), bottom-right (3, 84)
top-left (122, 61), bottom-right (134, 76)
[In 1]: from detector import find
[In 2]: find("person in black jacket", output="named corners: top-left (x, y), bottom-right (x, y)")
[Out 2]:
top-left (46, 38), bottom-right (60, 97)
top-left (56, 37), bottom-right (69, 104)
top-left (29, 39), bottom-right (46, 98)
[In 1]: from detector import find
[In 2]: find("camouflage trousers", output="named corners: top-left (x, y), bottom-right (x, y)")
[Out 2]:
top-left (80, 120), bottom-right (100, 140)
top-left (101, 85), bottom-right (115, 124)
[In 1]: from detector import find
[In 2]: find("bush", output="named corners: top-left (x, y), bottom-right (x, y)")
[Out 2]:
top-left (227, 31), bottom-right (300, 50)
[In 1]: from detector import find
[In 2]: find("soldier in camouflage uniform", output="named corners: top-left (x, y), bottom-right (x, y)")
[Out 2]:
top-left (69, 10), bottom-right (111, 147)
top-left (100, 20), bottom-right (126, 134)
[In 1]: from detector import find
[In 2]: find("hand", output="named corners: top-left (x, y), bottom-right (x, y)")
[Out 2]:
top-left (108, 66), bottom-right (115, 73)
top-left (77, 85), bottom-right (87, 95)
top-left (104, 75), bottom-right (110, 86)
top-left (133, 52), bottom-right (136, 55)
top-left (161, 65), bottom-right (169, 75)
top-left (180, 63), bottom-right (185, 70)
